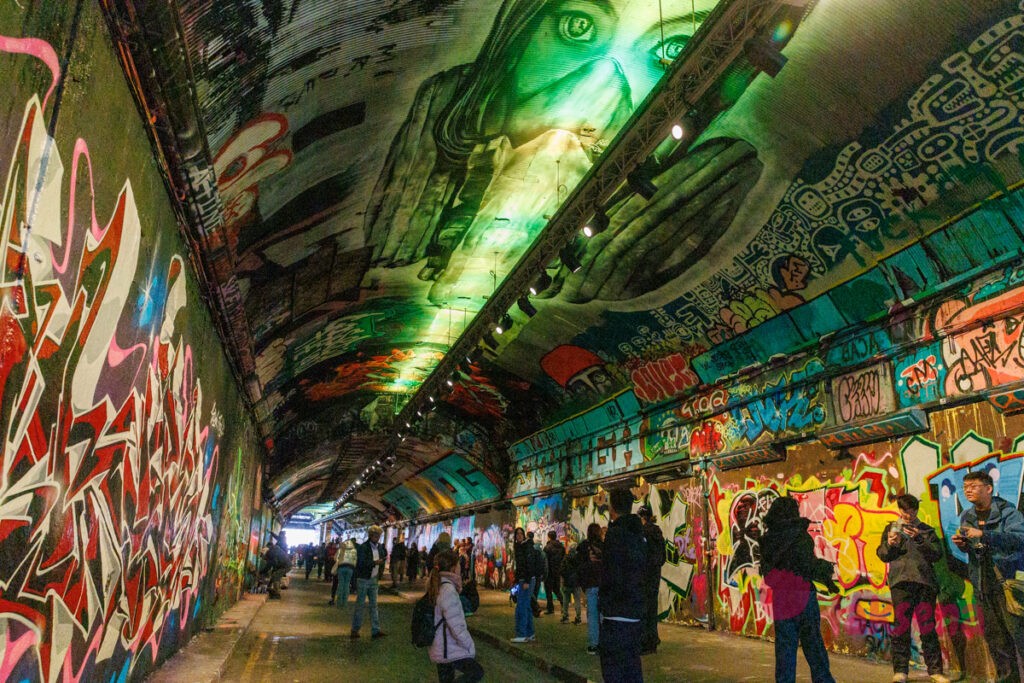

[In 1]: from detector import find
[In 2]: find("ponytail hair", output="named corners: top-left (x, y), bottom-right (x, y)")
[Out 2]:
top-left (426, 549), bottom-right (460, 605)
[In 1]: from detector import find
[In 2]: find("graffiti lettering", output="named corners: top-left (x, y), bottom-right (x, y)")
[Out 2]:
top-left (631, 352), bottom-right (701, 403)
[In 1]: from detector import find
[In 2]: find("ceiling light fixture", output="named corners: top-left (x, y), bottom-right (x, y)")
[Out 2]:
top-left (582, 210), bottom-right (609, 238)
top-left (517, 296), bottom-right (537, 318)
top-left (627, 168), bottom-right (658, 200)
top-left (560, 246), bottom-right (582, 273)
top-left (529, 272), bottom-right (552, 296)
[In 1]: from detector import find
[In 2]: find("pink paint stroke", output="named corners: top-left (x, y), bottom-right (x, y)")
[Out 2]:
top-left (0, 35), bottom-right (60, 108)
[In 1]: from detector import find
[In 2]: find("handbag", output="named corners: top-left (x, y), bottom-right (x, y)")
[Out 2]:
top-left (996, 567), bottom-right (1024, 617)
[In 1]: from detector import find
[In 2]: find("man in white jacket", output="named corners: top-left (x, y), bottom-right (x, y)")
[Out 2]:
top-left (429, 549), bottom-right (483, 682)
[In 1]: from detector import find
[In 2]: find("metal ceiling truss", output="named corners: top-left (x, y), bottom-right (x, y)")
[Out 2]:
top-left (339, 0), bottom-right (794, 505)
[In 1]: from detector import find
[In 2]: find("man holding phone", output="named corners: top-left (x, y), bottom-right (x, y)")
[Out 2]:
top-left (877, 494), bottom-right (947, 683)
top-left (953, 471), bottom-right (1024, 683)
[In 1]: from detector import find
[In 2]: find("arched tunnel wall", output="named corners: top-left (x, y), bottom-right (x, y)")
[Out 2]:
top-left (0, 3), bottom-right (266, 681)
top-left (371, 399), bottom-right (1023, 673)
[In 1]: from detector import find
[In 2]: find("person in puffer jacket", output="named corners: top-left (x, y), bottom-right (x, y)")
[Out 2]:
top-left (428, 549), bottom-right (483, 683)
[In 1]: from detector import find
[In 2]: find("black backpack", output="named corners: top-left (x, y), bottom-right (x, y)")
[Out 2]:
top-left (561, 546), bottom-right (580, 585)
top-left (411, 594), bottom-right (445, 648)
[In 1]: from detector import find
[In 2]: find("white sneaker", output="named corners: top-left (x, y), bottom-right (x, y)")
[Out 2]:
top-left (510, 636), bottom-right (530, 643)
top-left (891, 674), bottom-right (908, 683)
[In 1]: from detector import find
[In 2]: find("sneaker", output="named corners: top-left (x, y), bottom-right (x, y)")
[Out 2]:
top-left (891, 674), bottom-right (908, 683)
top-left (573, 617), bottom-right (581, 625)
top-left (371, 631), bottom-right (387, 640)
top-left (560, 616), bottom-right (569, 624)
top-left (510, 636), bottom-right (531, 644)
top-left (929, 675), bottom-right (951, 683)
top-left (587, 645), bottom-right (599, 655)
top-left (327, 600), bottom-right (334, 606)
top-left (349, 631), bottom-right (360, 639)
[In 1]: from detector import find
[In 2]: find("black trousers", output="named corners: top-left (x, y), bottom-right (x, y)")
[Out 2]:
top-left (437, 658), bottom-right (484, 683)
top-left (890, 582), bottom-right (942, 675)
top-left (599, 619), bottom-right (643, 682)
top-left (640, 579), bottom-right (660, 651)
top-left (978, 587), bottom-right (1024, 683)
top-left (545, 572), bottom-right (562, 612)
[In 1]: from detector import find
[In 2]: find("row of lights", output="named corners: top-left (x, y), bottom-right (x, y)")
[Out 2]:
top-left (336, 119), bottom-right (694, 508)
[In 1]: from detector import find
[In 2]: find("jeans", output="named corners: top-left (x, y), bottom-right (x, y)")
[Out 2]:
top-left (773, 591), bottom-right (835, 683)
top-left (336, 566), bottom-right (354, 606)
top-left (978, 586), bottom-right (1024, 683)
top-left (352, 578), bottom-right (381, 635)
top-left (515, 578), bottom-right (536, 637)
top-left (391, 559), bottom-right (405, 585)
top-left (890, 582), bottom-right (942, 675)
top-left (599, 618), bottom-right (643, 682)
top-left (437, 657), bottom-right (484, 683)
top-left (585, 586), bottom-right (600, 648)
top-left (562, 585), bottom-right (583, 621)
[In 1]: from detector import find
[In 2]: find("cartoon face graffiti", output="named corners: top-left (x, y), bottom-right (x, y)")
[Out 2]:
top-left (540, 344), bottom-right (614, 397)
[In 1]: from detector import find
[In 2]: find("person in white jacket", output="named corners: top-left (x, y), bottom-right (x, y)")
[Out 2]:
top-left (428, 549), bottom-right (483, 682)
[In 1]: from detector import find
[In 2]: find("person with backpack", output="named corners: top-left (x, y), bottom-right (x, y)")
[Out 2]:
top-left (420, 549), bottom-right (483, 682)
top-left (759, 496), bottom-right (838, 683)
top-left (578, 522), bottom-right (604, 654)
top-left (637, 505), bottom-right (667, 655)
top-left (560, 541), bottom-right (584, 624)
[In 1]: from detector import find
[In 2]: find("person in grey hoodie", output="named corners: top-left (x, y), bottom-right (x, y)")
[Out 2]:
top-left (429, 549), bottom-right (483, 683)
top-left (876, 494), bottom-right (948, 683)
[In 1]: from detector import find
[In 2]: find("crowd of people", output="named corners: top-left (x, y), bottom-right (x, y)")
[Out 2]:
top-left (254, 470), bottom-right (1023, 683)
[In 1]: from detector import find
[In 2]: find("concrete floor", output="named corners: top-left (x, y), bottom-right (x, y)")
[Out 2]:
top-left (220, 572), bottom-right (559, 683)
top-left (213, 570), bottom-right (934, 683)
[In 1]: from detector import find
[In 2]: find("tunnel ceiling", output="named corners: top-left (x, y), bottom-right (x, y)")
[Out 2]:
top-left (114, 0), bottom-right (1024, 516)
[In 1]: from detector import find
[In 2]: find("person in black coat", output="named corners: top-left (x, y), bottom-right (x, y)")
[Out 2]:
top-left (577, 522), bottom-right (604, 651)
top-left (759, 496), bottom-right (837, 683)
top-left (876, 494), bottom-right (946, 682)
top-left (599, 488), bottom-right (647, 682)
top-left (637, 504), bottom-right (667, 654)
top-left (406, 542), bottom-right (419, 583)
top-left (511, 527), bottom-right (540, 642)
top-left (543, 531), bottom-right (566, 615)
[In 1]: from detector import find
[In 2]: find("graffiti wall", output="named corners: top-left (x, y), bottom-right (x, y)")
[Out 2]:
top-left (0, 6), bottom-right (263, 682)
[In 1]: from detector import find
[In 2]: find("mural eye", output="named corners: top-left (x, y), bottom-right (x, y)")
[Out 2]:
top-left (652, 35), bottom-right (689, 62)
top-left (559, 11), bottom-right (596, 43)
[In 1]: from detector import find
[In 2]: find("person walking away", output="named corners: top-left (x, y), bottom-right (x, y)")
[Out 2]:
top-left (952, 471), bottom-right (1024, 683)
top-left (544, 531), bottom-right (566, 616)
top-left (325, 539), bottom-right (338, 582)
top-left (316, 542), bottom-right (326, 579)
top-left (578, 522), bottom-right (604, 654)
top-left (391, 535), bottom-right (408, 588)
top-left (528, 533), bottom-right (546, 617)
top-left (637, 504), bottom-right (667, 655)
top-left (429, 533), bottom-right (453, 577)
top-left (876, 494), bottom-right (949, 683)
top-left (304, 544), bottom-right (316, 580)
top-left (408, 542), bottom-right (420, 583)
top-left (560, 541), bottom-right (584, 625)
top-left (351, 526), bottom-right (388, 639)
top-left (510, 527), bottom-right (537, 643)
top-left (759, 496), bottom-right (838, 683)
top-left (428, 549), bottom-right (484, 682)
top-left (263, 541), bottom-right (291, 599)
top-left (332, 538), bottom-right (357, 607)
top-left (599, 488), bottom-right (647, 682)
top-left (421, 546), bottom-right (429, 578)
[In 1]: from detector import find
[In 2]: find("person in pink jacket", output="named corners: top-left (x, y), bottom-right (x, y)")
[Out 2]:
top-left (428, 549), bottom-right (483, 682)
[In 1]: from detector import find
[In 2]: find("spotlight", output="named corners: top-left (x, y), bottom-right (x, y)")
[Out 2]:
top-left (446, 375), bottom-right (455, 387)
top-left (517, 296), bottom-right (537, 318)
top-left (428, 395), bottom-right (435, 403)
top-left (495, 314), bottom-right (513, 335)
top-left (744, 37), bottom-right (787, 77)
top-left (582, 210), bottom-right (609, 238)
top-left (482, 331), bottom-right (499, 349)
top-left (671, 123), bottom-right (685, 140)
top-left (627, 168), bottom-right (658, 200)
top-left (459, 359), bottom-right (472, 374)
top-left (405, 422), bottom-right (411, 428)
top-left (560, 246), bottom-right (582, 273)
top-left (529, 271), bottom-right (552, 296)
